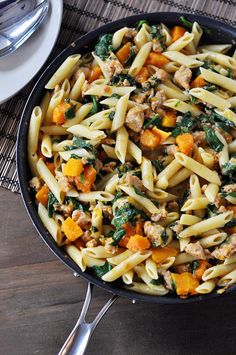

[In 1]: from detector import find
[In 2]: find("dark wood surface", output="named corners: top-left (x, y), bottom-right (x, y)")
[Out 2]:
top-left (1, 186), bottom-right (236, 355)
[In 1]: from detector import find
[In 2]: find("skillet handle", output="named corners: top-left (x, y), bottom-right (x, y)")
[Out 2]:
top-left (58, 282), bottom-right (118, 355)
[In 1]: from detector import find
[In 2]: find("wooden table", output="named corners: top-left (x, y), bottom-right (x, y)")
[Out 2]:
top-left (1, 186), bottom-right (236, 355)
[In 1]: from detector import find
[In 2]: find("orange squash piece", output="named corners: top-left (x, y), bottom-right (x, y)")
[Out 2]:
top-left (140, 129), bottom-right (161, 149)
top-left (193, 260), bottom-right (210, 280)
top-left (75, 165), bottom-right (97, 192)
top-left (190, 75), bottom-right (207, 88)
top-left (116, 42), bottom-right (131, 65)
top-left (135, 67), bottom-right (149, 84)
top-left (170, 26), bottom-right (186, 42)
top-left (62, 217), bottom-right (83, 241)
top-left (126, 234), bottom-right (151, 251)
top-left (176, 133), bottom-right (194, 156)
top-left (145, 52), bottom-right (170, 67)
top-left (64, 158), bottom-right (84, 177)
top-left (162, 111), bottom-right (177, 127)
top-left (152, 127), bottom-right (171, 143)
top-left (171, 272), bottom-right (199, 296)
top-left (36, 185), bottom-right (49, 206)
top-left (52, 101), bottom-right (72, 125)
top-left (152, 246), bottom-right (178, 264)
top-left (88, 65), bottom-right (102, 83)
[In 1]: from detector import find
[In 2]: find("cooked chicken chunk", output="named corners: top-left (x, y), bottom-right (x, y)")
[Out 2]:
top-left (29, 177), bottom-right (42, 192)
top-left (212, 235), bottom-right (236, 260)
top-left (126, 174), bottom-right (143, 190)
top-left (222, 184), bottom-right (236, 193)
top-left (150, 89), bottom-right (167, 111)
top-left (125, 106), bottom-right (144, 132)
top-left (173, 65), bottom-right (192, 90)
top-left (72, 210), bottom-right (91, 229)
top-left (144, 221), bottom-right (164, 247)
top-left (58, 176), bottom-right (73, 193)
top-left (162, 270), bottom-right (174, 290)
top-left (185, 241), bottom-right (206, 260)
top-left (103, 56), bottom-right (123, 78)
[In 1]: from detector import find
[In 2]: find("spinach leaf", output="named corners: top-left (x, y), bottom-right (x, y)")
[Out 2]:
top-left (143, 115), bottom-right (162, 129)
top-left (112, 203), bottom-right (147, 229)
top-left (65, 197), bottom-right (84, 211)
top-left (152, 160), bottom-right (164, 173)
top-left (161, 229), bottom-right (168, 245)
top-left (126, 45), bottom-right (137, 67)
top-left (47, 192), bottom-right (58, 217)
top-left (115, 163), bottom-right (133, 177)
top-left (142, 75), bottom-right (161, 90)
top-left (135, 19), bottom-right (149, 30)
top-left (111, 229), bottom-right (126, 246)
top-left (203, 84), bottom-right (217, 92)
top-left (190, 260), bottom-right (200, 273)
top-left (65, 104), bottom-right (77, 119)
top-left (171, 111), bottom-right (195, 137)
top-left (110, 74), bottom-right (136, 86)
top-left (133, 186), bottom-right (145, 196)
top-left (151, 275), bottom-right (165, 285)
top-left (64, 137), bottom-right (97, 156)
top-left (179, 16), bottom-right (212, 34)
top-left (108, 111), bottom-right (115, 120)
top-left (179, 16), bottom-right (193, 30)
top-left (94, 34), bottom-right (113, 60)
top-left (204, 126), bottom-right (224, 152)
top-left (89, 95), bottom-right (99, 115)
top-left (113, 191), bottom-right (123, 202)
top-left (92, 261), bottom-right (112, 279)
top-left (111, 93), bottom-right (121, 99)
top-left (206, 204), bottom-right (218, 218)
top-left (222, 161), bottom-right (236, 177)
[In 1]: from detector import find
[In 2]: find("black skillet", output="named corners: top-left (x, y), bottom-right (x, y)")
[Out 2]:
top-left (17, 12), bottom-right (236, 355)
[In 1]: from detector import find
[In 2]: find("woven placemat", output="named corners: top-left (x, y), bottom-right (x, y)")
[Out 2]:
top-left (1, 0), bottom-right (236, 193)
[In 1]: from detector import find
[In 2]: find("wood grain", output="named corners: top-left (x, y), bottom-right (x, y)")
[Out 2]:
top-left (1, 187), bottom-right (236, 355)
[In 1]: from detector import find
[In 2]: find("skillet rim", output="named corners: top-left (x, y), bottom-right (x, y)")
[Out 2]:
top-left (17, 11), bottom-right (236, 304)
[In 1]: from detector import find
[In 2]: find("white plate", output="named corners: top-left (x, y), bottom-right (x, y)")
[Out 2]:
top-left (0, 0), bottom-right (63, 104)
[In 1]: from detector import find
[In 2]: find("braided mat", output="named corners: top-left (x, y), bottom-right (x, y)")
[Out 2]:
top-left (1, 0), bottom-right (235, 193)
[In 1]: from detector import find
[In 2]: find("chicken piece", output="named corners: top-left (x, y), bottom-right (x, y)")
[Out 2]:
top-left (103, 55), bottom-right (123, 78)
top-left (222, 184), bottom-right (236, 193)
top-left (125, 106), bottom-right (144, 132)
top-left (167, 201), bottom-right (179, 212)
top-left (101, 137), bottom-right (116, 145)
top-left (95, 159), bottom-right (103, 172)
top-left (86, 239), bottom-right (98, 248)
top-left (165, 144), bottom-right (178, 156)
top-left (104, 237), bottom-right (118, 254)
top-left (170, 221), bottom-right (183, 235)
top-left (126, 174), bottom-right (143, 190)
top-left (102, 205), bottom-right (113, 219)
top-left (124, 28), bottom-right (138, 40)
top-left (73, 66), bottom-right (90, 81)
top-left (185, 241), bottom-right (206, 260)
top-left (53, 203), bottom-right (73, 217)
top-left (154, 68), bottom-right (169, 82)
top-left (29, 177), bottom-right (42, 192)
top-left (58, 176), bottom-right (73, 193)
top-left (173, 65), bottom-right (192, 90)
top-left (101, 161), bottom-right (117, 173)
top-left (132, 89), bottom-right (154, 104)
top-left (144, 221), bottom-right (165, 247)
top-left (173, 264), bottom-right (190, 274)
top-left (72, 210), bottom-right (91, 229)
top-left (81, 231), bottom-right (92, 243)
top-left (150, 90), bottom-right (167, 112)
top-left (152, 38), bottom-right (163, 53)
top-left (151, 207), bottom-right (168, 222)
top-left (212, 234), bottom-right (236, 260)
top-left (161, 270), bottom-right (174, 290)
top-left (193, 131), bottom-right (206, 146)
